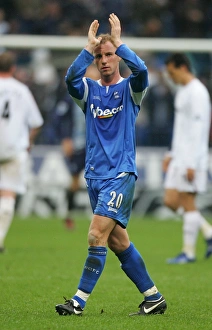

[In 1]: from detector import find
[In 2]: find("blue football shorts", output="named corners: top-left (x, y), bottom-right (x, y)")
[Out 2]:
top-left (86, 172), bottom-right (136, 228)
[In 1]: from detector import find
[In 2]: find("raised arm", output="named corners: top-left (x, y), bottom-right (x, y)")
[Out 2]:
top-left (109, 13), bottom-right (123, 48)
top-left (65, 20), bottom-right (100, 100)
top-left (85, 20), bottom-right (102, 54)
top-left (109, 14), bottom-right (148, 93)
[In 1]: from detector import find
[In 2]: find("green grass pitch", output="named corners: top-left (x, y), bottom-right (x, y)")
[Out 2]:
top-left (0, 212), bottom-right (212, 330)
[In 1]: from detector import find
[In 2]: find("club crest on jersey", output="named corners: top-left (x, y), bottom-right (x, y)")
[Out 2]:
top-left (90, 104), bottom-right (123, 119)
top-left (113, 91), bottom-right (120, 99)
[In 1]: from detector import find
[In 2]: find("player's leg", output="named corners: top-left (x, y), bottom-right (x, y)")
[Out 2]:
top-left (108, 225), bottom-right (167, 315)
top-left (56, 175), bottom-right (119, 315)
top-left (64, 150), bottom-right (85, 229)
top-left (0, 190), bottom-right (16, 252)
top-left (65, 173), bottom-right (81, 229)
top-left (181, 192), bottom-right (212, 259)
top-left (163, 188), bottom-right (180, 212)
top-left (108, 226), bottom-right (156, 293)
top-left (199, 214), bottom-right (212, 258)
top-left (163, 162), bottom-right (181, 212)
top-left (55, 174), bottom-right (133, 315)
top-left (105, 172), bottom-right (166, 315)
top-left (166, 191), bottom-right (199, 263)
top-left (55, 214), bottom-right (115, 315)
top-left (164, 165), bottom-right (196, 263)
top-left (0, 153), bottom-right (27, 252)
top-left (191, 170), bottom-right (212, 258)
top-left (179, 169), bottom-right (212, 260)
top-left (178, 192), bottom-right (200, 261)
top-left (166, 168), bottom-right (212, 263)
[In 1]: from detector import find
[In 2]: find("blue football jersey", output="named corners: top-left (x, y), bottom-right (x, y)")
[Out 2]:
top-left (65, 44), bottom-right (148, 179)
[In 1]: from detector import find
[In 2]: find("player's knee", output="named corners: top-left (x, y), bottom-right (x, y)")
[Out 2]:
top-left (88, 229), bottom-right (101, 246)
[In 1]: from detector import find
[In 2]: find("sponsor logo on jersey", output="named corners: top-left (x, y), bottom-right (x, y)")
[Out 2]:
top-left (93, 95), bottom-right (101, 101)
top-left (90, 104), bottom-right (123, 119)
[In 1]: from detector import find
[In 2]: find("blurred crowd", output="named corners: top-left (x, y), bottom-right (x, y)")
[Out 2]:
top-left (1, 0), bottom-right (211, 38)
top-left (0, 0), bottom-right (212, 147)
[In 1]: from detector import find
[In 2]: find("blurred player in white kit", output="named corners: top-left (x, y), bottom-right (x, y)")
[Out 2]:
top-left (0, 51), bottom-right (43, 252)
top-left (163, 53), bottom-right (212, 264)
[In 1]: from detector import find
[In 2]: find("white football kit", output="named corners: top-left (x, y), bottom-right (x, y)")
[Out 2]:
top-left (164, 78), bottom-right (211, 193)
top-left (0, 77), bottom-right (43, 193)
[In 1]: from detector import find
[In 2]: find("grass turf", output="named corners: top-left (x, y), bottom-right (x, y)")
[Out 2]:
top-left (0, 213), bottom-right (212, 330)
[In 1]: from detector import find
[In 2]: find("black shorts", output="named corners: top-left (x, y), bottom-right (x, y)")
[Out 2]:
top-left (65, 149), bottom-right (85, 175)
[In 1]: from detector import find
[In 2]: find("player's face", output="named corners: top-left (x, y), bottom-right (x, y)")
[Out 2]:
top-left (94, 41), bottom-right (120, 78)
top-left (166, 62), bottom-right (184, 84)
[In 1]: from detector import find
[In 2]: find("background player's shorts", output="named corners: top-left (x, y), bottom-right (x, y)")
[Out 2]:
top-left (164, 161), bottom-right (207, 193)
top-left (65, 148), bottom-right (85, 175)
top-left (0, 151), bottom-right (29, 194)
top-left (86, 172), bottom-right (136, 228)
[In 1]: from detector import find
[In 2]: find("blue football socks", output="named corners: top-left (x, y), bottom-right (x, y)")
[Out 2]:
top-left (117, 242), bottom-right (159, 295)
top-left (73, 246), bottom-right (107, 308)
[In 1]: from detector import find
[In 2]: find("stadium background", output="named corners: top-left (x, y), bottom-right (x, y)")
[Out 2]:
top-left (0, 0), bottom-right (211, 218)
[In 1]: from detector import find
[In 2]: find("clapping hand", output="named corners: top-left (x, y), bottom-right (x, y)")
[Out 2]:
top-left (109, 13), bottom-right (122, 47)
top-left (86, 20), bottom-right (101, 53)
top-left (85, 13), bottom-right (123, 53)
